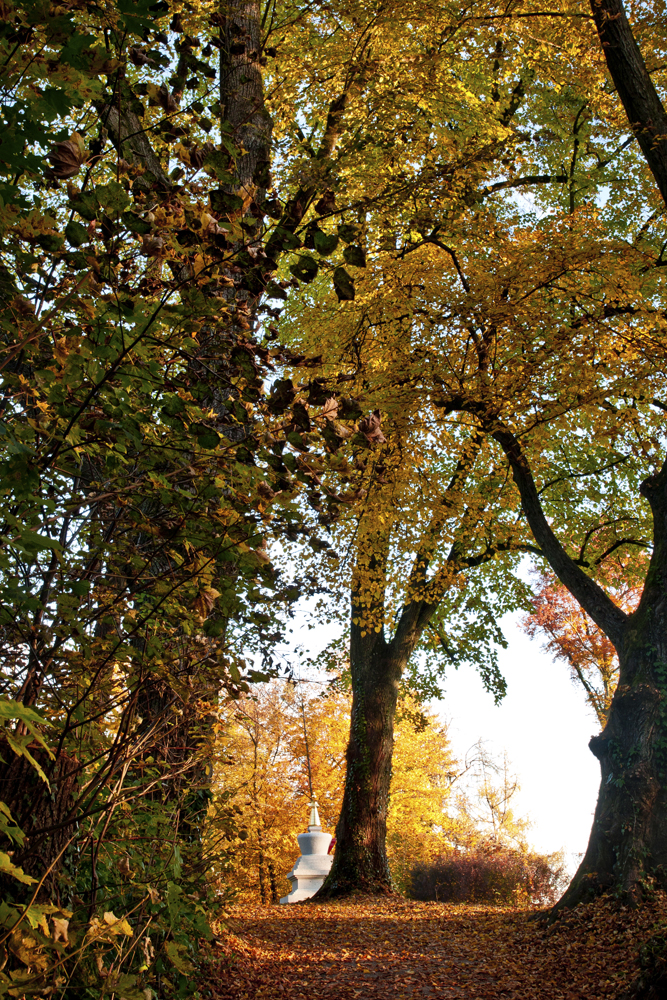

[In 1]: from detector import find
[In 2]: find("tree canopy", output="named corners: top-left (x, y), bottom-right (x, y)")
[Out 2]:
top-left (3, 0), bottom-right (667, 992)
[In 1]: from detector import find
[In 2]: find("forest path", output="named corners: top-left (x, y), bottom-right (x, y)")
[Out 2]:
top-left (210, 895), bottom-right (660, 999)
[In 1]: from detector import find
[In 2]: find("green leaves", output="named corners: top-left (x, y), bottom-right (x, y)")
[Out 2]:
top-left (314, 230), bottom-right (339, 255)
top-left (65, 220), bottom-right (89, 247)
top-left (0, 697), bottom-right (54, 784)
top-left (271, 227), bottom-right (302, 251)
top-left (69, 189), bottom-right (98, 221)
top-left (96, 181), bottom-right (130, 214)
top-left (122, 211), bottom-right (152, 235)
top-left (338, 224), bottom-right (359, 243)
top-left (190, 423), bottom-right (221, 450)
top-left (343, 244), bottom-right (366, 268)
top-left (210, 188), bottom-right (244, 214)
top-left (68, 183), bottom-right (130, 226)
top-left (333, 266), bottom-right (355, 301)
top-left (289, 255), bottom-right (319, 283)
top-left (0, 698), bottom-right (51, 729)
top-left (0, 848), bottom-right (37, 885)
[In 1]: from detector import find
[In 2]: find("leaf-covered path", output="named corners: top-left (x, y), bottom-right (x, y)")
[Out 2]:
top-left (210, 895), bottom-right (665, 999)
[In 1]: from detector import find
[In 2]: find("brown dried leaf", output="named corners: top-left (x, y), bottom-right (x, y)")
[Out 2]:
top-left (358, 410), bottom-right (386, 445)
top-left (331, 420), bottom-right (353, 439)
top-left (129, 47), bottom-right (156, 67)
top-left (47, 132), bottom-right (88, 178)
top-left (158, 84), bottom-right (180, 114)
top-left (52, 917), bottom-right (69, 945)
top-left (141, 234), bottom-right (165, 257)
top-left (189, 141), bottom-right (215, 171)
top-left (314, 189), bottom-right (337, 215)
top-left (320, 397), bottom-right (339, 421)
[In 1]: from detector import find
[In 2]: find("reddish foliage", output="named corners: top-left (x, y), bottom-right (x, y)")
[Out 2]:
top-left (410, 844), bottom-right (567, 905)
top-left (521, 571), bottom-right (641, 725)
top-left (207, 894), bottom-right (667, 999)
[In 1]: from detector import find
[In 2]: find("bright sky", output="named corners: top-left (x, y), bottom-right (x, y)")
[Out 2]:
top-left (288, 604), bottom-right (601, 876)
top-left (436, 609), bottom-right (601, 873)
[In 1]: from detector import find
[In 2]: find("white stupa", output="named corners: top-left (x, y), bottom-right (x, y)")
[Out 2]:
top-left (280, 801), bottom-right (333, 904)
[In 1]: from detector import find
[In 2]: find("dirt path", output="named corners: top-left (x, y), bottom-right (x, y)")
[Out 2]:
top-left (209, 895), bottom-right (664, 999)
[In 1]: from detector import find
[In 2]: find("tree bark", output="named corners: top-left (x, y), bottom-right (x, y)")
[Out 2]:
top-left (589, 0), bottom-right (667, 207)
top-left (318, 625), bottom-right (405, 896)
top-left (218, 0), bottom-right (272, 199)
top-left (0, 742), bottom-right (78, 902)
top-left (556, 461), bottom-right (667, 908)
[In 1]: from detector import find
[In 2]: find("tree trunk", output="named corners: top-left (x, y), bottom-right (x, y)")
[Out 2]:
top-left (493, 418), bottom-right (667, 907)
top-left (317, 626), bottom-right (404, 897)
top-left (556, 465), bottom-right (667, 908)
top-left (589, 0), bottom-right (667, 208)
top-left (0, 743), bottom-right (79, 903)
top-left (315, 448), bottom-right (481, 898)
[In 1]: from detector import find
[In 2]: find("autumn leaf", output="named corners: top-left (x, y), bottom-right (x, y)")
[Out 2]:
top-left (314, 230), bottom-right (339, 255)
top-left (129, 46), bottom-right (155, 67)
top-left (314, 190), bottom-right (337, 214)
top-left (46, 133), bottom-right (88, 179)
top-left (141, 234), bottom-right (165, 256)
top-left (193, 587), bottom-right (221, 619)
top-left (212, 894), bottom-right (667, 1000)
top-left (358, 411), bottom-right (386, 446)
top-left (343, 244), bottom-right (366, 268)
top-left (319, 397), bottom-right (339, 421)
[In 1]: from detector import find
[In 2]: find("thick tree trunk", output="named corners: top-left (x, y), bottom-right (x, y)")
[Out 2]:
top-left (493, 3), bottom-right (667, 907)
top-left (315, 448), bottom-right (479, 898)
top-left (317, 628), bottom-right (404, 897)
top-left (556, 465), bottom-right (667, 908)
top-left (589, 0), bottom-right (667, 207)
top-left (0, 743), bottom-right (79, 902)
top-left (98, 0), bottom-right (272, 856)
top-left (494, 418), bottom-right (667, 907)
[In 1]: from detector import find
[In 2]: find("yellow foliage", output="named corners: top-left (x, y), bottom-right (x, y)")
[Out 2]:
top-left (211, 684), bottom-right (467, 900)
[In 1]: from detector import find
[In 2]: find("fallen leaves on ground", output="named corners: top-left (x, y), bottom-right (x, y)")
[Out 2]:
top-left (208, 892), bottom-right (667, 999)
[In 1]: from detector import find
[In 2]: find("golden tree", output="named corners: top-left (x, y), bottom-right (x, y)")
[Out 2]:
top-left (211, 684), bottom-right (459, 901)
top-left (266, 0), bottom-right (658, 897)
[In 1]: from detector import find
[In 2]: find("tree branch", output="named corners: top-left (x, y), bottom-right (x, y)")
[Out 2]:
top-left (98, 81), bottom-right (171, 193)
top-left (491, 421), bottom-right (628, 647)
top-left (590, 0), bottom-right (667, 207)
top-left (483, 173), bottom-right (569, 196)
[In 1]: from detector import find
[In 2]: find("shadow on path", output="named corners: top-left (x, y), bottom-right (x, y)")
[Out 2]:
top-left (210, 894), bottom-right (662, 999)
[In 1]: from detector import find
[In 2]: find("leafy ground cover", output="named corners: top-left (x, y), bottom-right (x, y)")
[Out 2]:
top-left (207, 894), bottom-right (667, 999)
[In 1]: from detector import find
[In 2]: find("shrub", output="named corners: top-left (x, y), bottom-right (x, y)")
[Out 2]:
top-left (409, 842), bottom-right (567, 906)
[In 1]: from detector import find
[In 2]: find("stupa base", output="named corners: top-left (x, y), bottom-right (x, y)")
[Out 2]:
top-left (280, 874), bottom-right (328, 904)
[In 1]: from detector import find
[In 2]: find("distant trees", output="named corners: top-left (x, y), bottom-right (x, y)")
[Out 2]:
top-left (210, 681), bottom-right (559, 904)
top-left (212, 684), bottom-right (456, 901)
top-left (210, 683), bottom-right (348, 903)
